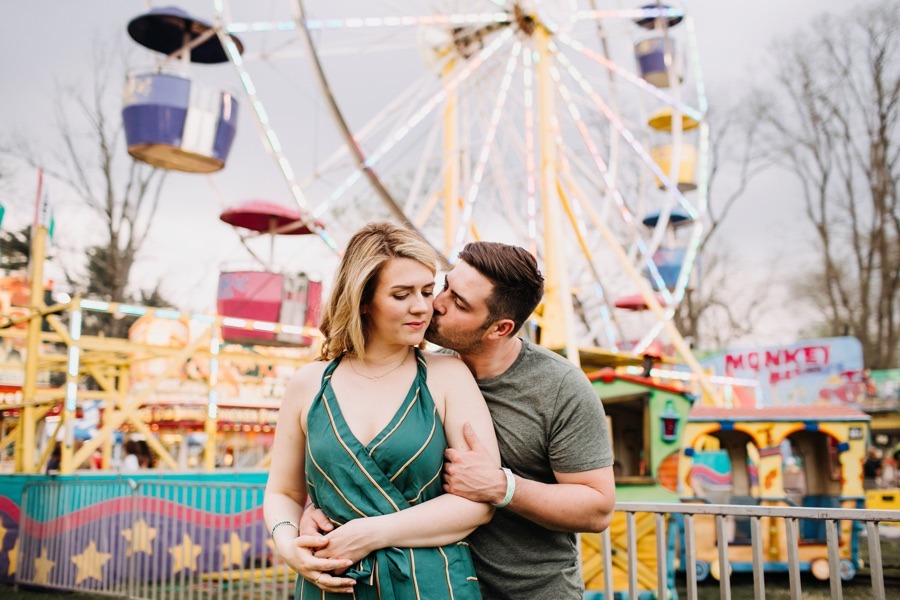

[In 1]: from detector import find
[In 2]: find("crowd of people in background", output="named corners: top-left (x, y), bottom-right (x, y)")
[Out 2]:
top-left (43, 438), bottom-right (156, 473)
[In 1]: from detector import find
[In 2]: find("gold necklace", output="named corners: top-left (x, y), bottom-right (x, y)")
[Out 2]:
top-left (348, 349), bottom-right (409, 380)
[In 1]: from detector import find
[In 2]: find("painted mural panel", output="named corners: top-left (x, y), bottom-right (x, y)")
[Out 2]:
top-left (701, 337), bottom-right (865, 407)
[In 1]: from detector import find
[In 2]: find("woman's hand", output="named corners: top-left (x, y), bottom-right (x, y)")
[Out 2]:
top-left (275, 533), bottom-right (357, 594)
top-left (315, 518), bottom-right (380, 567)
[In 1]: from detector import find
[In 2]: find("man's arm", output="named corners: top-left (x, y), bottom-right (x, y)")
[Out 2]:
top-left (443, 425), bottom-right (615, 532)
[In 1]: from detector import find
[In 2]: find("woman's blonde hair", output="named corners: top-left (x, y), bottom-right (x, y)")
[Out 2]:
top-left (318, 222), bottom-right (437, 361)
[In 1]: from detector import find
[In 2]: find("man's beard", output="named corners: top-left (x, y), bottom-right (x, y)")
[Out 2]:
top-left (426, 318), bottom-right (487, 354)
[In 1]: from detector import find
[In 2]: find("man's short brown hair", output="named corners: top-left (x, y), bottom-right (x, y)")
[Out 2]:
top-left (458, 241), bottom-right (544, 335)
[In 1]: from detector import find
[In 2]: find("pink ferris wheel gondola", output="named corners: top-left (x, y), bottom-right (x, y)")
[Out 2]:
top-left (217, 201), bottom-right (324, 346)
top-left (219, 200), bottom-right (321, 235)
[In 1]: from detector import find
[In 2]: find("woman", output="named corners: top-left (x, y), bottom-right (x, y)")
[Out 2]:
top-left (265, 222), bottom-right (500, 599)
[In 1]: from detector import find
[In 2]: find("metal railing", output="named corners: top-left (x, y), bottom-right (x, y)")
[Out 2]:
top-left (589, 501), bottom-right (900, 600)
top-left (13, 479), bottom-right (900, 599)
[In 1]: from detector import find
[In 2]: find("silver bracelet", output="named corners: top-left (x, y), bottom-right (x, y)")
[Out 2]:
top-left (492, 468), bottom-right (516, 509)
top-left (270, 520), bottom-right (299, 541)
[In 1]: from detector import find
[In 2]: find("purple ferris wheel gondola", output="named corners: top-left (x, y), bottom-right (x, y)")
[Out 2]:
top-left (122, 71), bottom-right (238, 174)
top-left (122, 6), bottom-right (243, 173)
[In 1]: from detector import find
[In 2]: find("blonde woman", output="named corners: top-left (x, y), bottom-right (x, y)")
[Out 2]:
top-left (265, 222), bottom-right (499, 599)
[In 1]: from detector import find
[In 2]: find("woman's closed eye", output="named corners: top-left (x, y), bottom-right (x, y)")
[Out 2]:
top-left (394, 290), bottom-right (433, 301)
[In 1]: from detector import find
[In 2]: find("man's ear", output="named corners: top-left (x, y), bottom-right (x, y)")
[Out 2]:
top-left (488, 319), bottom-right (516, 339)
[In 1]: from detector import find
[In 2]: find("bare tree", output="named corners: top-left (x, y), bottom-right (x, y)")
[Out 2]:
top-left (9, 41), bottom-right (170, 337)
top-left (751, 0), bottom-right (899, 368)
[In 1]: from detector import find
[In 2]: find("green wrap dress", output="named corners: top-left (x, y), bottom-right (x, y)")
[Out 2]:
top-left (299, 349), bottom-right (482, 600)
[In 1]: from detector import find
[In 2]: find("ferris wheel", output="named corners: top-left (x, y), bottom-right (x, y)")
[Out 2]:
top-left (122, 1), bottom-right (711, 382)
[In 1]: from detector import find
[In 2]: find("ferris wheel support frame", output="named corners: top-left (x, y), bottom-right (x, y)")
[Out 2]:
top-left (534, 25), bottom-right (579, 365)
top-left (442, 59), bottom-right (460, 254)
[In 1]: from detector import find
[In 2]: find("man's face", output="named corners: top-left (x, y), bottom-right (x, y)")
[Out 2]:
top-left (426, 261), bottom-right (494, 354)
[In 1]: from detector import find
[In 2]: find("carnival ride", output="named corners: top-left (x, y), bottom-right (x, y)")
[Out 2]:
top-left (678, 405), bottom-right (871, 582)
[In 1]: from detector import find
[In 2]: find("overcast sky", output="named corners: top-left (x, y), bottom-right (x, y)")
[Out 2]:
top-left (0, 0), bottom-right (859, 348)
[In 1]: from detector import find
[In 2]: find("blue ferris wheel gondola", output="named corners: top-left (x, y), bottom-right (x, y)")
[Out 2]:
top-left (641, 209), bottom-right (693, 229)
top-left (127, 6), bottom-right (243, 64)
top-left (634, 4), bottom-right (684, 30)
top-left (123, 7), bottom-right (244, 173)
top-left (643, 247), bottom-right (687, 291)
top-left (122, 71), bottom-right (239, 173)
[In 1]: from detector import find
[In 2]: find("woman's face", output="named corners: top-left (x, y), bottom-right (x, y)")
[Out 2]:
top-left (363, 257), bottom-right (435, 347)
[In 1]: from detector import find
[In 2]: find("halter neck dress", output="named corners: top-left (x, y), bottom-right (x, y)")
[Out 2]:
top-left (299, 349), bottom-right (482, 600)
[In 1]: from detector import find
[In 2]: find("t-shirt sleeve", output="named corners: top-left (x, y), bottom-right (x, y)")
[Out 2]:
top-left (548, 369), bottom-right (614, 472)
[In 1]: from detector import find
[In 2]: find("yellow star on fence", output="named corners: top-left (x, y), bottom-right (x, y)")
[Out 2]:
top-left (71, 540), bottom-right (112, 585)
top-left (168, 534), bottom-right (203, 574)
top-left (121, 519), bottom-right (158, 557)
top-left (0, 519), bottom-right (7, 548)
top-left (7, 538), bottom-right (18, 577)
top-left (219, 532), bottom-right (250, 568)
top-left (33, 547), bottom-right (55, 586)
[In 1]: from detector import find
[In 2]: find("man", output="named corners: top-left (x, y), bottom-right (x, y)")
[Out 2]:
top-left (295, 241), bottom-right (615, 599)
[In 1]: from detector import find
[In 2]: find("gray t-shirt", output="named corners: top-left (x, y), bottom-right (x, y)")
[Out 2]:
top-left (469, 339), bottom-right (613, 600)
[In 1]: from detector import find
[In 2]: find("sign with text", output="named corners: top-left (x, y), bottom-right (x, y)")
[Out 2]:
top-left (702, 337), bottom-right (865, 407)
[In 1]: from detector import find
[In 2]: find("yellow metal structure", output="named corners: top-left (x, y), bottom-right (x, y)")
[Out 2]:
top-left (0, 220), bottom-right (320, 474)
top-left (534, 25), bottom-right (579, 365)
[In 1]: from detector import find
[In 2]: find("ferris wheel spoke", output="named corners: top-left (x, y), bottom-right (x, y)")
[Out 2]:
top-left (558, 152), bottom-right (678, 343)
top-left (522, 46), bottom-right (538, 256)
top-left (553, 47), bottom-right (701, 227)
top-left (554, 84), bottom-right (676, 307)
top-left (551, 70), bottom-right (649, 251)
top-left (311, 27), bottom-right (515, 222)
top-left (555, 154), bottom-right (625, 349)
top-left (305, 63), bottom-right (446, 205)
top-left (212, 20), bottom-right (340, 253)
top-left (452, 41), bottom-right (522, 256)
top-left (632, 319), bottom-right (670, 354)
top-left (403, 119), bottom-right (444, 215)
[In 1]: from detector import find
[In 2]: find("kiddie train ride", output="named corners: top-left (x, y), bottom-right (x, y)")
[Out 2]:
top-left (677, 405), bottom-right (871, 583)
